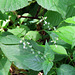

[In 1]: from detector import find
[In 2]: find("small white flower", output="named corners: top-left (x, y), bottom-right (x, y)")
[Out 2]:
top-left (23, 42), bottom-right (26, 45)
top-left (49, 28), bottom-right (51, 30)
top-left (51, 40), bottom-right (53, 42)
top-left (54, 41), bottom-right (56, 44)
top-left (48, 22), bottom-right (50, 25)
top-left (31, 49), bottom-right (34, 51)
top-left (48, 26), bottom-right (49, 28)
top-left (20, 40), bottom-right (22, 43)
top-left (29, 45), bottom-right (32, 48)
top-left (38, 51), bottom-right (41, 54)
top-left (39, 19), bottom-right (42, 22)
top-left (43, 24), bottom-right (45, 26)
top-left (44, 55), bottom-right (46, 58)
top-left (27, 42), bottom-right (30, 45)
top-left (56, 38), bottom-right (59, 40)
top-left (45, 21), bottom-right (47, 24)
top-left (44, 17), bottom-right (47, 19)
top-left (25, 23), bottom-right (26, 25)
top-left (23, 45), bottom-right (25, 49)
top-left (41, 57), bottom-right (43, 59)
top-left (32, 51), bottom-right (35, 54)
top-left (55, 45), bottom-right (57, 48)
top-left (22, 37), bottom-right (24, 40)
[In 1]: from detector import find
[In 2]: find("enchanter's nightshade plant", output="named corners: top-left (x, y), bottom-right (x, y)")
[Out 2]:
top-left (0, 0), bottom-right (75, 75)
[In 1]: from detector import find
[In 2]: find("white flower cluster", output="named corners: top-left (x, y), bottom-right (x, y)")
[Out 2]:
top-left (20, 39), bottom-right (44, 59)
top-left (20, 39), bottom-right (31, 49)
top-left (41, 16), bottom-right (51, 30)
top-left (51, 37), bottom-right (59, 48)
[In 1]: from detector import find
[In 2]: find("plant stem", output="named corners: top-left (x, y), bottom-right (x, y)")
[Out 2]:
top-left (18, 15), bottom-right (40, 19)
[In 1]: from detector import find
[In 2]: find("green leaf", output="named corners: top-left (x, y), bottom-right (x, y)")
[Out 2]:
top-left (45, 41), bottom-right (54, 61)
top-left (0, 57), bottom-right (11, 75)
top-left (40, 45), bottom-right (67, 55)
top-left (55, 26), bottom-right (75, 45)
top-left (50, 45), bottom-right (67, 55)
top-left (8, 27), bottom-right (27, 37)
top-left (0, 35), bottom-right (20, 44)
top-left (43, 60), bottom-right (53, 75)
top-left (25, 31), bottom-right (42, 41)
top-left (44, 11), bottom-right (63, 26)
top-left (36, 0), bottom-right (75, 18)
top-left (0, 11), bottom-right (8, 20)
top-left (57, 64), bottom-right (75, 75)
top-left (19, 13), bottom-right (31, 24)
top-left (7, 12), bottom-right (17, 23)
top-left (0, 0), bottom-right (29, 11)
top-left (0, 41), bottom-right (30, 69)
top-left (40, 45), bottom-right (67, 61)
top-left (65, 16), bottom-right (75, 24)
top-left (0, 39), bottom-right (45, 70)
top-left (15, 54), bottom-right (44, 71)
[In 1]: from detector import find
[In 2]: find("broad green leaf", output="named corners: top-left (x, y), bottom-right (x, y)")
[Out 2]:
top-left (65, 16), bottom-right (75, 24)
top-left (0, 35), bottom-right (20, 44)
top-left (13, 57), bottom-right (29, 70)
top-left (57, 64), bottom-right (75, 75)
top-left (40, 45), bottom-right (67, 55)
top-left (45, 41), bottom-right (54, 61)
top-left (55, 26), bottom-right (75, 45)
top-left (15, 54), bottom-right (44, 71)
top-left (20, 25), bottom-right (30, 32)
top-left (8, 27), bottom-right (27, 37)
top-left (0, 11), bottom-right (8, 20)
top-left (43, 60), bottom-right (53, 75)
top-left (25, 31), bottom-right (42, 41)
top-left (0, 39), bottom-right (44, 70)
top-left (0, 57), bottom-right (11, 75)
top-left (44, 11), bottom-right (63, 26)
top-left (36, 0), bottom-right (75, 18)
top-left (0, 41), bottom-right (30, 69)
top-left (40, 45), bottom-right (67, 61)
top-left (0, 0), bottom-right (29, 11)
top-left (0, 32), bottom-right (13, 38)
top-left (50, 45), bottom-right (67, 55)
top-left (0, 44), bottom-right (22, 61)
top-left (73, 51), bottom-right (75, 62)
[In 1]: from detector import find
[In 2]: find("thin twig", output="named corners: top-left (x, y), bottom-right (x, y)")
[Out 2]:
top-left (18, 15), bottom-right (40, 19)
